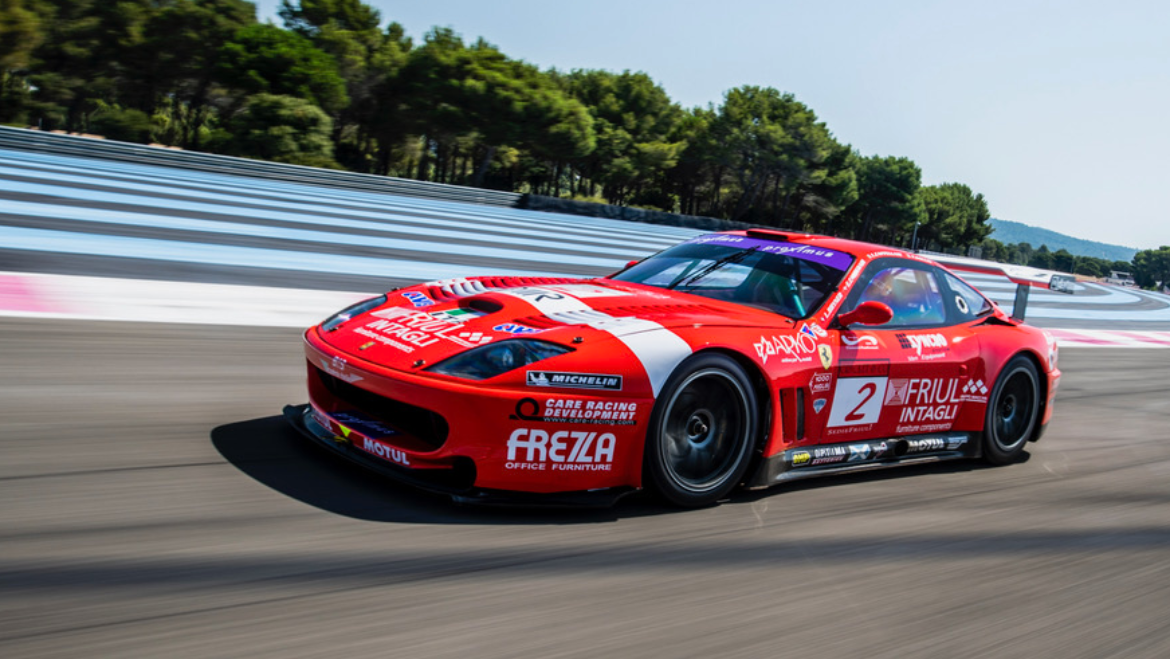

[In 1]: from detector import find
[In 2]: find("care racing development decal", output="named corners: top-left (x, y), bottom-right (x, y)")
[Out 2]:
top-left (506, 429), bottom-right (616, 471)
top-left (511, 397), bottom-right (638, 425)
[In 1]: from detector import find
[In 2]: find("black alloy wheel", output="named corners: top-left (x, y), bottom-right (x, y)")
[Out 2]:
top-left (982, 355), bottom-right (1040, 465)
top-left (646, 353), bottom-right (758, 507)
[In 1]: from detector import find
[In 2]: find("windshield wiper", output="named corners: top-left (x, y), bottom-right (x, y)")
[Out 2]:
top-left (669, 246), bottom-right (759, 290)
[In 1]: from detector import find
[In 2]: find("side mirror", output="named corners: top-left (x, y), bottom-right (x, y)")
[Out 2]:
top-left (838, 300), bottom-right (893, 327)
top-left (626, 260), bottom-right (640, 269)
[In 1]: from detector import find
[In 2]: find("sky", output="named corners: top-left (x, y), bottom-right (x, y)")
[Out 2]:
top-left (254, 0), bottom-right (1170, 250)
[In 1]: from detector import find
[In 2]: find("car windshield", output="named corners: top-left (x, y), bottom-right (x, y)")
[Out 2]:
top-left (612, 235), bottom-right (854, 319)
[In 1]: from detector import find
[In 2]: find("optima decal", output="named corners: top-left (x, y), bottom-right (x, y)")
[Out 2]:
top-left (511, 397), bottom-right (638, 425)
top-left (810, 446), bottom-right (847, 465)
top-left (506, 429), bottom-right (616, 471)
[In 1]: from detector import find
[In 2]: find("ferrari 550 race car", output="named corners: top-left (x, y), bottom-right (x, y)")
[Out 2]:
top-left (285, 229), bottom-right (1060, 507)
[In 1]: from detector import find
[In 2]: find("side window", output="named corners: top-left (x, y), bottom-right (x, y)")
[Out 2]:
top-left (855, 266), bottom-right (946, 327)
top-left (943, 272), bottom-right (993, 319)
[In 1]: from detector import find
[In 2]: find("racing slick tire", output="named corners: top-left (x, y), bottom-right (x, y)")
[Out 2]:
top-left (645, 353), bottom-right (758, 507)
top-left (982, 355), bottom-right (1040, 465)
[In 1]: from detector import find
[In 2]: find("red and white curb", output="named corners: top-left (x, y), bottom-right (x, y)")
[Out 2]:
top-left (1045, 328), bottom-right (1170, 348)
top-left (1, 271), bottom-right (1169, 346)
top-left (0, 271), bottom-right (369, 328)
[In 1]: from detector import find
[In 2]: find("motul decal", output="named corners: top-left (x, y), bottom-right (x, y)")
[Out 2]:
top-left (356, 436), bottom-right (411, 467)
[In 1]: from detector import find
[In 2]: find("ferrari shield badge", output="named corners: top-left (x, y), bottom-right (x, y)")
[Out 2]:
top-left (818, 345), bottom-right (833, 370)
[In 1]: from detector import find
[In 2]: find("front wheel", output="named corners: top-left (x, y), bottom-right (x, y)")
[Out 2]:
top-left (982, 355), bottom-right (1040, 465)
top-left (645, 353), bottom-right (758, 507)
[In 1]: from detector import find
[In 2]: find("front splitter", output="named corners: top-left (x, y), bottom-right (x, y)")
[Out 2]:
top-left (283, 404), bottom-right (636, 508)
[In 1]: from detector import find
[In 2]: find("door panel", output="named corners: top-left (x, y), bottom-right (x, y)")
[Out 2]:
top-left (818, 259), bottom-right (984, 443)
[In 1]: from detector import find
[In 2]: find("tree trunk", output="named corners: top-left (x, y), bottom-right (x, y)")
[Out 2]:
top-left (730, 171), bottom-right (766, 222)
top-left (416, 137), bottom-right (430, 181)
top-left (470, 145), bottom-right (497, 188)
top-left (861, 208), bottom-right (874, 241)
top-left (778, 189), bottom-right (793, 226)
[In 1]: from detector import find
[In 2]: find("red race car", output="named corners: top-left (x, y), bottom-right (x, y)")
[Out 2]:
top-left (285, 229), bottom-right (1060, 507)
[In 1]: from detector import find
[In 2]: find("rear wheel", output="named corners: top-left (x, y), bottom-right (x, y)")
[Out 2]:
top-left (645, 354), bottom-right (758, 507)
top-left (982, 355), bottom-right (1040, 465)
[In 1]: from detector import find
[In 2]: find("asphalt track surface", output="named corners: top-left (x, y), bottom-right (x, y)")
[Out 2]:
top-left (2, 317), bottom-right (1169, 659)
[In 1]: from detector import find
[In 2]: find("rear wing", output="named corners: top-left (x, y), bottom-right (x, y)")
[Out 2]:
top-left (924, 253), bottom-right (1075, 321)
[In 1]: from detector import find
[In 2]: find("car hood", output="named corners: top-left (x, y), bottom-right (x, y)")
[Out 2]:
top-left (317, 276), bottom-right (791, 371)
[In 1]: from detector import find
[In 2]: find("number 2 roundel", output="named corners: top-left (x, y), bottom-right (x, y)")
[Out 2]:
top-left (827, 377), bottom-right (889, 427)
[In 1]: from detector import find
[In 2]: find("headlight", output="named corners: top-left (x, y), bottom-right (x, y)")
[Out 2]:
top-left (321, 294), bottom-right (387, 332)
top-left (426, 340), bottom-right (573, 380)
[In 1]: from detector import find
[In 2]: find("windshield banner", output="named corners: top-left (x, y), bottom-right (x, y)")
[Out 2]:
top-left (684, 234), bottom-right (854, 272)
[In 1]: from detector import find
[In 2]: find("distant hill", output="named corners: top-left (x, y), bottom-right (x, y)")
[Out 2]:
top-left (987, 218), bottom-right (1137, 263)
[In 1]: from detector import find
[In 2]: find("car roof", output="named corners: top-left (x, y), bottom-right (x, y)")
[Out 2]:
top-left (720, 228), bottom-right (931, 264)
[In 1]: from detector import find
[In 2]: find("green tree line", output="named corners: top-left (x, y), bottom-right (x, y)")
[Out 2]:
top-left (1, 0), bottom-right (1153, 281)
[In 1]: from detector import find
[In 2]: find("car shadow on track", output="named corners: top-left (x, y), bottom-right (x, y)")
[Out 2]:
top-left (210, 415), bottom-right (677, 524)
top-left (212, 415), bottom-right (1027, 524)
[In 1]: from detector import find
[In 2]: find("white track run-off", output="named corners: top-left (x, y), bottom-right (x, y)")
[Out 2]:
top-left (1, 146), bottom-right (1168, 348)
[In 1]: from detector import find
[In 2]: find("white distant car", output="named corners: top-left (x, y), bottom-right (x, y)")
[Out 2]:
top-left (1104, 271), bottom-right (1137, 288)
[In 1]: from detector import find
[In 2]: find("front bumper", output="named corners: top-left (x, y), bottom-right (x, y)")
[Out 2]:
top-left (284, 404), bottom-right (636, 507)
top-left (301, 327), bottom-right (651, 496)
